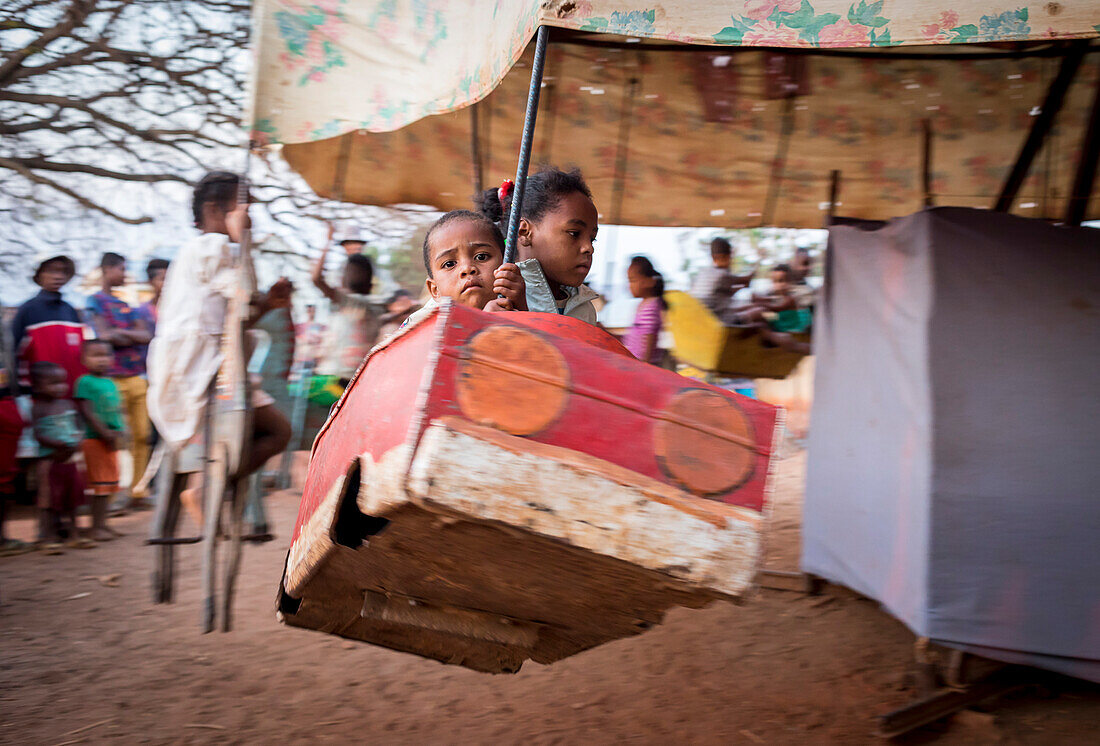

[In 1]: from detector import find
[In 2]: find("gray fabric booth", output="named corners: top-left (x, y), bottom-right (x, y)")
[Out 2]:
top-left (803, 208), bottom-right (1100, 682)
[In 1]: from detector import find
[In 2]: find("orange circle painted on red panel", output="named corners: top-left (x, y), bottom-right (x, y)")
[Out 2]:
top-left (457, 326), bottom-right (569, 436)
top-left (654, 389), bottom-right (755, 497)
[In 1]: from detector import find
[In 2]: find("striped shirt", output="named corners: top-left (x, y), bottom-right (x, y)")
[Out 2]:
top-left (623, 297), bottom-right (664, 365)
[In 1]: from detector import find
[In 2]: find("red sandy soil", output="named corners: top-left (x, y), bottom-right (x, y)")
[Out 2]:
top-left (1, 450), bottom-right (1097, 745)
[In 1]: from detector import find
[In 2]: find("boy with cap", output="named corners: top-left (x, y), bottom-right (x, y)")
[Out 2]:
top-left (12, 254), bottom-right (86, 395)
top-left (333, 223), bottom-right (366, 257)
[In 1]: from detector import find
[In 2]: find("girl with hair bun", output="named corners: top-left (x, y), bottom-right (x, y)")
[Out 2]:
top-left (476, 167), bottom-right (601, 324)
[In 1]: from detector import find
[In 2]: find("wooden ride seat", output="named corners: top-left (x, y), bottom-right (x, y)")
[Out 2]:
top-left (278, 303), bottom-right (781, 673)
top-left (664, 290), bottom-right (810, 380)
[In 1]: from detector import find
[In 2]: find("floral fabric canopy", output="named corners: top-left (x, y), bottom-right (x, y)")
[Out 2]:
top-left (250, 2), bottom-right (1100, 226)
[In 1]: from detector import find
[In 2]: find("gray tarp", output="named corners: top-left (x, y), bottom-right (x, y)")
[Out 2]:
top-left (803, 207), bottom-right (1100, 681)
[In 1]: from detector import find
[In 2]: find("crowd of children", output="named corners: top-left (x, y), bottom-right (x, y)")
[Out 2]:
top-left (0, 251), bottom-right (151, 555)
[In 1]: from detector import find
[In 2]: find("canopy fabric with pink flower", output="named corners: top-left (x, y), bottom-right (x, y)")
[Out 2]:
top-left (249, 1), bottom-right (1100, 226)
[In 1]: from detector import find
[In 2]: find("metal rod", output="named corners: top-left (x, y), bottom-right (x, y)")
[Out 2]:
top-left (921, 119), bottom-right (934, 208)
top-left (994, 42), bottom-right (1087, 212)
top-left (504, 25), bottom-right (550, 264)
top-left (1065, 68), bottom-right (1100, 226)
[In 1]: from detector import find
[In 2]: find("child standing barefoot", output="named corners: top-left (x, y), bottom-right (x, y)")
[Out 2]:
top-left (74, 340), bottom-right (125, 541)
top-left (30, 362), bottom-right (90, 551)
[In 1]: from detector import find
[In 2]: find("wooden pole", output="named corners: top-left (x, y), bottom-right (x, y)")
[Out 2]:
top-left (825, 169), bottom-right (841, 227)
top-left (994, 42), bottom-right (1087, 212)
top-left (762, 96), bottom-right (796, 227)
top-left (1065, 69), bottom-right (1100, 226)
top-left (470, 103), bottom-right (484, 195)
top-left (921, 119), bottom-right (934, 208)
top-left (331, 132), bottom-right (353, 202)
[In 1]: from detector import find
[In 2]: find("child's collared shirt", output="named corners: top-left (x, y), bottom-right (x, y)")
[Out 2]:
top-left (86, 291), bottom-right (145, 377)
top-left (74, 374), bottom-right (123, 439)
top-left (517, 259), bottom-right (599, 324)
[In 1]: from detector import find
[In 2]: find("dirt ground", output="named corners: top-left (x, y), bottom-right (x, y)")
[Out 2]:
top-left (1, 450), bottom-right (1097, 745)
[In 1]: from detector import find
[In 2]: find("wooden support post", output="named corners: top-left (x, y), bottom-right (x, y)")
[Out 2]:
top-left (825, 169), bottom-right (841, 227)
top-left (921, 119), bottom-right (934, 208)
top-left (330, 132), bottom-right (353, 202)
top-left (761, 96), bottom-right (797, 227)
top-left (150, 449), bottom-right (182, 604)
top-left (994, 43), bottom-right (1087, 212)
top-left (877, 667), bottom-right (1027, 739)
top-left (1065, 70), bottom-right (1100, 226)
top-left (470, 103), bottom-right (484, 195)
top-left (221, 476), bottom-right (248, 632)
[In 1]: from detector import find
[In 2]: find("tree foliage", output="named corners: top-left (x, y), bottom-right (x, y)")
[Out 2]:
top-left (0, 0), bottom-right (249, 224)
top-left (0, 0), bottom-right (433, 282)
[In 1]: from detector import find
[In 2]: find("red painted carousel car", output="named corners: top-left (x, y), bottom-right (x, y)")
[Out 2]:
top-left (278, 301), bottom-right (780, 673)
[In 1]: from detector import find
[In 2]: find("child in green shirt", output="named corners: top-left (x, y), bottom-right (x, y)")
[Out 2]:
top-left (74, 340), bottom-right (125, 541)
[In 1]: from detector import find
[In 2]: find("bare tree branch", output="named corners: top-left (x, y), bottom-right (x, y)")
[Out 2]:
top-left (0, 155), bottom-right (153, 224)
top-left (0, 0), bottom-right (436, 289)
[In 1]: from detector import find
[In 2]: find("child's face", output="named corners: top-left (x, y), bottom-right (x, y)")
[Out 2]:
top-left (425, 219), bottom-right (504, 309)
top-left (627, 264), bottom-right (655, 299)
top-left (37, 260), bottom-right (71, 293)
top-left (83, 344), bottom-right (113, 375)
top-left (521, 191), bottom-right (598, 289)
top-left (149, 268), bottom-right (166, 294)
top-left (201, 193), bottom-right (238, 234)
top-left (770, 270), bottom-right (790, 293)
top-left (103, 262), bottom-right (126, 288)
top-left (34, 372), bottom-right (68, 400)
top-left (388, 295), bottom-right (414, 315)
top-left (712, 252), bottom-right (731, 269)
top-left (341, 240), bottom-right (365, 256)
top-left (342, 263), bottom-right (372, 295)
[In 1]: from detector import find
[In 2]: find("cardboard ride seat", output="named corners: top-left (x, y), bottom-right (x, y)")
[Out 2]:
top-left (278, 302), bottom-right (780, 673)
top-left (664, 291), bottom-right (809, 380)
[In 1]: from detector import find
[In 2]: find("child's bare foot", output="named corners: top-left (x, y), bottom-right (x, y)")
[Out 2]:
top-left (37, 541), bottom-right (64, 555)
top-left (65, 537), bottom-right (96, 549)
top-left (90, 528), bottom-right (114, 542)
